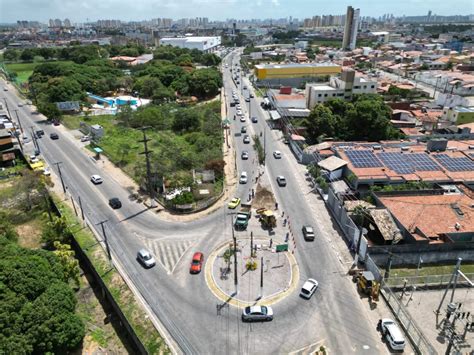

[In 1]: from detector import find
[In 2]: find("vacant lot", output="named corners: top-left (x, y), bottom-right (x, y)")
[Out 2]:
top-left (5, 61), bottom-right (73, 83)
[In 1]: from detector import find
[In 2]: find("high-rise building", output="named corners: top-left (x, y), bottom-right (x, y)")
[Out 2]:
top-left (342, 6), bottom-right (360, 50)
top-left (427, 10), bottom-right (432, 22)
top-left (63, 18), bottom-right (71, 28)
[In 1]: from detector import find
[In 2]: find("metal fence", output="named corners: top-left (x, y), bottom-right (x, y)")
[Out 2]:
top-left (381, 285), bottom-right (437, 354)
top-left (385, 273), bottom-right (474, 289)
top-left (326, 187), bottom-right (359, 245)
top-left (322, 186), bottom-right (436, 354)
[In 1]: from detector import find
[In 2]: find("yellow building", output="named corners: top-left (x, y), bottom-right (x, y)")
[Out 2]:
top-left (254, 63), bottom-right (341, 80)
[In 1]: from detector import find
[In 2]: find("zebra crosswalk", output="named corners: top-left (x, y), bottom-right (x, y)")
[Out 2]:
top-left (139, 237), bottom-right (194, 274)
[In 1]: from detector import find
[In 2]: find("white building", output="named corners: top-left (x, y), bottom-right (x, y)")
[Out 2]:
top-left (159, 36), bottom-right (221, 52)
top-left (305, 70), bottom-right (377, 109)
top-left (342, 6), bottom-right (360, 50)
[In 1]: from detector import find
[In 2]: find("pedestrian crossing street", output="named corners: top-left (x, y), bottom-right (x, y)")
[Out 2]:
top-left (138, 236), bottom-right (195, 274)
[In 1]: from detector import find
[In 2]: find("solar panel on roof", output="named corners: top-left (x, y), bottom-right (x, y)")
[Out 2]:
top-left (378, 152), bottom-right (442, 174)
top-left (345, 150), bottom-right (383, 168)
top-left (434, 154), bottom-right (474, 172)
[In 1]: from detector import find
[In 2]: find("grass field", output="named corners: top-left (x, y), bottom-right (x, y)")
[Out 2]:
top-left (391, 264), bottom-right (474, 278)
top-left (5, 61), bottom-right (73, 84)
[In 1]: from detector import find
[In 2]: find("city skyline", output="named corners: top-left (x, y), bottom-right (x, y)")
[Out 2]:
top-left (1, 0), bottom-right (473, 23)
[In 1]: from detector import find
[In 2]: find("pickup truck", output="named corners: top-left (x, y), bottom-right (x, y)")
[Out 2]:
top-left (234, 203), bottom-right (252, 230)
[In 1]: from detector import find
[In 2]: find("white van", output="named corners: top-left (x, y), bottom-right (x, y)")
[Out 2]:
top-left (381, 318), bottom-right (406, 351)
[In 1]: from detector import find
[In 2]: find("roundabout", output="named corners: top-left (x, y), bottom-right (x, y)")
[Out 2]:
top-left (205, 236), bottom-right (300, 308)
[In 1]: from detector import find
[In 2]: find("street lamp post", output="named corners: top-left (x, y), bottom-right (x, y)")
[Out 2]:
top-left (231, 215), bottom-right (238, 295)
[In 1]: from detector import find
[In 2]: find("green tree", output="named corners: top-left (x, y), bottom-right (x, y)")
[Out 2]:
top-left (172, 110), bottom-right (200, 133)
top-left (3, 49), bottom-right (20, 61)
top-left (20, 48), bottom-right (35, 61)
top-left (41, 215), bottom-right (71, 246)
top-left (117, 143), bottom-right (132, 166)
top-left (37, 102), bottom-right (62, 121)
top-left (116, 105), bottom-right (133, 127)
top-left (0, 212), bottom-right (18, 242)
top-left (53, 241), bottom-right (80, 288)
top-left (303, 105), bottom-right (338, 144)
top-left (187, 68), bottom-right (222, 98)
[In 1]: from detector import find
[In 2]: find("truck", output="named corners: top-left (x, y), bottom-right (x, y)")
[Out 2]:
top-left (234, 203), bottom-right (252, 230)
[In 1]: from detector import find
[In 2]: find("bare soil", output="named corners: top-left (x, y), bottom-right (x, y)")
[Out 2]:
top-left (253, 183), bottom-right (276, 210)
top-left (16, 220), bottom-right (43, 249)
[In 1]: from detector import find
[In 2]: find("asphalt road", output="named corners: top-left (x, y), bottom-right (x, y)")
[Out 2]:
top-left (1, 52), bottom-right (387, 354)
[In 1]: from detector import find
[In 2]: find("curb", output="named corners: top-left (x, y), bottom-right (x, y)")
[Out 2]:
top-left (204, 237), bottom-right (300, 309)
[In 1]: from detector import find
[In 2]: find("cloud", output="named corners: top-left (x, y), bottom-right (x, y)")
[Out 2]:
top-left (271, 0), bottom-right (280, 5)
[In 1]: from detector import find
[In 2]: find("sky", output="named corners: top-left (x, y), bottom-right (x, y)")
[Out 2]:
top-left (1, 0), bottom-right (473, 23)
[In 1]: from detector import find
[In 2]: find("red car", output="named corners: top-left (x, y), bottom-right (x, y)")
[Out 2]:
top-left (190, 252), bottom-right (204, 274)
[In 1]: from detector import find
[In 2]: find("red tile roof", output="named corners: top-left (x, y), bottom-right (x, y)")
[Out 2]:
top-left (379, 192), bottom-right (474, 240)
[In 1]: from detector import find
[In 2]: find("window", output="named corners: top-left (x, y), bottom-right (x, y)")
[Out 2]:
top-left (324, 94), bottom-right (328, 97)
top-left (371, 85), bottom-right (375, 88)
top-left (354, 86), bottom-right (360, 89)
top-left (318, 94), bottom-right (322, 97)
top-left (332, 93), bottom-right (335, 96)
top-left (363, 86), bottom-right (367, 89)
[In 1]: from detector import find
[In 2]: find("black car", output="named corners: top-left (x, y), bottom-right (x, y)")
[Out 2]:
top-left (36, 129), bottom-right (44, 137)
top-left (109, 197), bottom-right (122, 209)
top-left (241, 126), bottom-right (247, 133)
top-left (50, 133), bottom-right (59, 140)
top-left (230, 101), bottom-right (236, 107)
top-left (251, 116), bottom-right (258, 123)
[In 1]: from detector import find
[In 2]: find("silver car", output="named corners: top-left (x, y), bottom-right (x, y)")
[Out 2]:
top-left (137, 249), bottom-right (156, 268)
top-left (242, 305), bottom-right (273, 322)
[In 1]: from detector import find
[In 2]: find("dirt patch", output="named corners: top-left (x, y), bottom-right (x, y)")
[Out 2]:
top-left (75, 272), bottom-right (129, 355)
top-left (16, 220), bottom-right (43, 249)
top-left (253, 183), bottom-right (276, 210)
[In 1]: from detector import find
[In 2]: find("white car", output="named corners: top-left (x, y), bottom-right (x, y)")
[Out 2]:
top-left (240, 116), bottom-right (246, 122)
top-left (381, 319), bottom-right (406, 351)
top-left (273, 151), bottom-right (282, 159)
top-left (80, 135), bottom-right (90, 142)
top-left (239, 171), bottom-right (248, 184)
top-left (42, 167), bottom-right (51, 176)
top-left (90, 174), bottom-right (103, 184)
top-left (137, 249), bottom-right (156, 268)
top-left (242, 305), bottom-right (273, 322)
top-left (236, 110), bottom-right (243, 116)
top-left (236, 105), bottom-right (241, 110)
top-left (300, 278), bottom-right (319, 299)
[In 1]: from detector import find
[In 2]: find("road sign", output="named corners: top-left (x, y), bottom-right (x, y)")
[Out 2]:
top-left (276, 244), bottom-right (288, 252)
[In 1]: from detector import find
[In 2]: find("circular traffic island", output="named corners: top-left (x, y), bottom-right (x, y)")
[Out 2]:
top-left (205, 237), bottom-right (299, 308)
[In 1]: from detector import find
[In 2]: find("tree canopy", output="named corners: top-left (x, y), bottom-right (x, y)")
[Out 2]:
top-left (0, 234), bottom-right (84, 353)
top-left (303, 95), bottom-right (402, 143)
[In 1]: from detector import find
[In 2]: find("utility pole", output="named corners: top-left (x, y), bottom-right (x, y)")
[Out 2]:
top-left (53, 162), bottom-right (67, 194)
top-left (78, 195), bottom-right (85, 220)
top-left (14, 132), bottom-right (23, 152)
top-left (436, 258), bottom-right (462, 316)
top-left (139, 127), bottom-right (155, 207)
top-left (353, 227), bottom-right (364, 267)
top-left (450, 258), bottom-right (462, 303)
top-left (250, 231), bottom-right (253, 257)
top-left (263, 125), bottom-right (266, 166)
top-left (2, 98), bottom-right (11, 119)
top-left (30, 126), bottom-right (39, 153)
top-left (384, 252), bottom-right (393, 280)
top-left (70, 195), bottom-right (78, 216)
top-left (260, 256), bottom-right (264, 298)
top-left (13, 109), bottom-right (23, 133)
top-left (97, 220), bottom-right (112, 262)
top-left (231, 215), bottom-right (238, 295)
